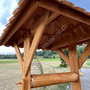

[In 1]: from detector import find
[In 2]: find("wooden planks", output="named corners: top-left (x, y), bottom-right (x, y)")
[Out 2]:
top-left (13, 42), bottom-right (24, 73)
top-left (51, 33), bottom-right (90, 50)
top-left (37, 0), bottom-right (90, 25)
top-left (2, 0), bottom-right (38, 45)
top-left (79, 41), bottom-right (90, 69)
top-left (68, 43), bottom-right (82, 90)
top-left (55, 49), bottom-right (69, 66)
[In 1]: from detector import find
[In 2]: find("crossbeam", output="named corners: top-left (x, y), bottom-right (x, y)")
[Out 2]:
top-left (37, 0), bottom-right (90, 25)
top-left (31, 73), bottom-right (78, 88)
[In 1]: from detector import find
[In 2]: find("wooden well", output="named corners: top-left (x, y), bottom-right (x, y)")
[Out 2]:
top-left (0, 0), bottom-right (90, 90)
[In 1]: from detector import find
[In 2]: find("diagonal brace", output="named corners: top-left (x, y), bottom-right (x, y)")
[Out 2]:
top-left (55, 49), bottom-right (69, 66)
top-left (13, 42), bottom-right (24, 74)
top-left (79, 41), bottom-right (90, 69)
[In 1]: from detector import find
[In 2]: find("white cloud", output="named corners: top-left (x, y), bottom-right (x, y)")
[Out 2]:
top-left (0, 46), bottom-right (24, 54)
top-left (0, 0), bottom-right (18, 34)
top-left (0, 0), bottom-right (19, 54)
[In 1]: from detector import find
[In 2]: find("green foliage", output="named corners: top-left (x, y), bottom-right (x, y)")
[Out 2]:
top-left (0, 54), bottom-right (17, 59)
top-left (53, 56), bottom-right (55, 59)
top-left (33, 56), bottom-right (37, 59)
top-left (58, 83), bottom-right (70, 90)
top-left (60, 63), bottom-right (67, 67)
top-left (86, 62), bottom-right (90, 66)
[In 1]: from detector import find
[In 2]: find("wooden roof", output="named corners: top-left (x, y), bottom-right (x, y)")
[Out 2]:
top-left (0, 0), bottom-right (90, 50)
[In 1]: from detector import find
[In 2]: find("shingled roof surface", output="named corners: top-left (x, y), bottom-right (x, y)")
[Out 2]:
top-left (0, 0), bottom-right (90, 50)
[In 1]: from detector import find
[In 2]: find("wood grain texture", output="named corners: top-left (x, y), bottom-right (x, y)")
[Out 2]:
top-left (51, 32), bottom-right (90, 50)
top-left (24, 32), bottom-right (31, 90)
top-left (37, 0), bottom-right (90, 25)
top-left (13, 42), bottom-right (24, 73)
top-left (31, 73), bottom-right (78, 88)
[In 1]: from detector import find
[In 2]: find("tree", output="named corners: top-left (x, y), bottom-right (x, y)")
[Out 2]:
top-left (53, 56), bottom-right (55, 59)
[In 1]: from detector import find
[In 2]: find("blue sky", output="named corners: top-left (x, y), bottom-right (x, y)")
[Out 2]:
top-left (0, 0), bottom-right (90, 54)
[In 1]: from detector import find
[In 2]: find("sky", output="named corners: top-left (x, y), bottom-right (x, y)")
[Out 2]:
top-left (0, 0), bottom-right (90, 54)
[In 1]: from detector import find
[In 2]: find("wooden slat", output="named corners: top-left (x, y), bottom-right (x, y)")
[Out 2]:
top-left (79, 26), bottom-right (87, 35)
top-left (51, 32), bottom-right (90, 50)
top-left (30, 12), bottom-right (59, 34)
top-left (25, 10), bottom-right (50, 76)
top-left (37, 0), bottom-right (90, 25)
top-left (24, 32), bottom-right (31, 90)
top-left (55, 49), bottom-right (69, 66)
top-left (2, 0), bottom-right (38, 45)
top-left (79, 41), bottom-right (90, 69)
top-left (13, 42), bottom-right (24, 73)
top-left (68, 43), bottom-right (82, 90)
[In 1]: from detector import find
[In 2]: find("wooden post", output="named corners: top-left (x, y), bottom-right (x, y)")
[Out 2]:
top-left (24, 32), bottom-right (31, 90)
top-left (68, 43), bottom-right (82, 90)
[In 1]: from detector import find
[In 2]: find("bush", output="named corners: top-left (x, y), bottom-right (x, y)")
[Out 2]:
top-left (60, 63), bottom-right (67, 67)
top-left (53, 56), bottom-right (55, 59)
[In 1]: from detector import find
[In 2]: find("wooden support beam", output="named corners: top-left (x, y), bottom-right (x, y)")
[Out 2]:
top-left (25, 10), bottom-right (50, 76)
top-left (68, 43), bottom-right (82, 90)
top-left (79, 41), bottom-right (90, 69)
top-left (13, 42), bottom-right (24, 73)
top-left (51, 33), bottom-right (90, 50)
top-left (31, 73), bottom-right (78, 88)
top-left (24, 32), bottom-right (31, 90)
top-left (2, 0), bottom-right (38, 45)
top-left (17, 36), bottom-right (24, 45)
top-left (47, 12), bottom-right (60, 24)
top-left (55, 49), bottom-right (69, 66)
top-left (37, 0), bottom-right (90, 25)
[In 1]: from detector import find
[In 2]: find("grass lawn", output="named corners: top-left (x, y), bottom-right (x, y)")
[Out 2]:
top-left (0, 57), bottom-right (60, 64)
top-left (86, 62), bottom-right (90, 66)
top-left (86, 59), bottom-right (90, 62)
top-left (33, 58), bottom-right (60, 62)
top-left (0, 59), bottom-right (18, 64)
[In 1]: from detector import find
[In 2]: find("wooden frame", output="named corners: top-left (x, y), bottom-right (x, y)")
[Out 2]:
top-left (1, 0), bottom-right (90, 90)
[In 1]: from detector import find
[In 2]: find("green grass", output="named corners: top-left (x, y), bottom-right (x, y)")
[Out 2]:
top-left (0, 57), bottom-right (60, 64)
top-left (86, 62), bottom-right (90, 66)
top-left (86, 59), bottom-right (90, 62)
top-left (33, 58), bottom-right (61, 62)
top-left (0, 59), bottom-right (18, 64)
top-left (33, 55), bottom-right (61, 62)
